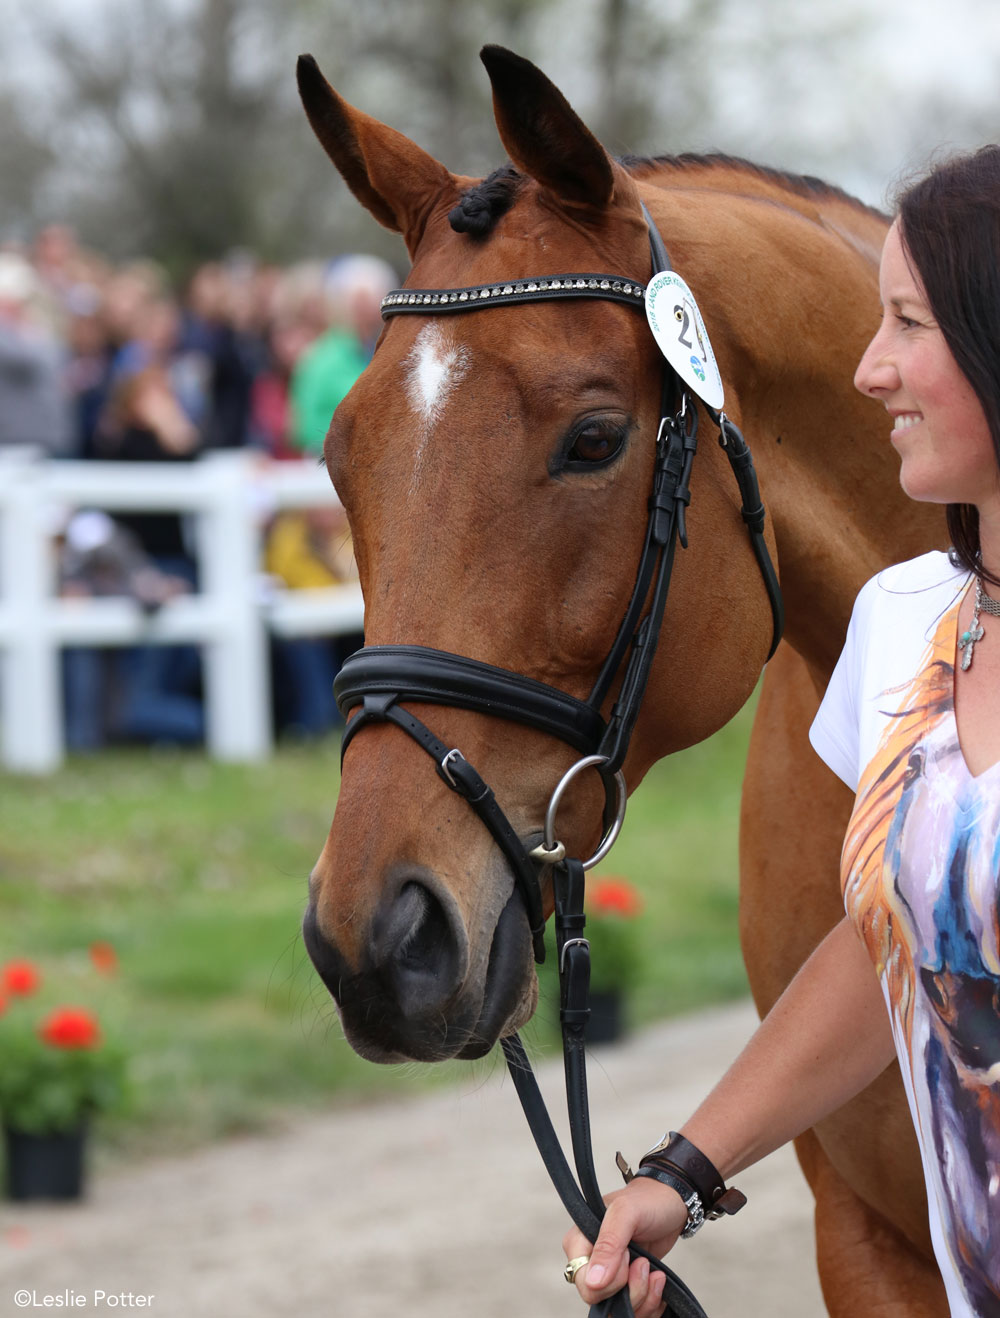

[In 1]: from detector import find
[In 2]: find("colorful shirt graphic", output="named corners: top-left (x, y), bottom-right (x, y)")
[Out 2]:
top-left (811, 553), bottom-right (1000, 1317)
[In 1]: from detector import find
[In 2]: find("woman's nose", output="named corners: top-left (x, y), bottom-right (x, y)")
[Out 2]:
top-left (854, 329), bottom-right (897, 398)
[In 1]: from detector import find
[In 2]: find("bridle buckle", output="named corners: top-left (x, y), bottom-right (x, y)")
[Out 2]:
top-left (438, 747), bottom-right (465, 789)
top-left (559, 936), bottom-right (590, 974)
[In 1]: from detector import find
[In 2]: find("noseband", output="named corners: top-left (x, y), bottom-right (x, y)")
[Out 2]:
top-left (332, 206), bottom-right (784, 1318)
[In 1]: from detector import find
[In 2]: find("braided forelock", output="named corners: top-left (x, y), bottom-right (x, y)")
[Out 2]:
top-left (448, 166), bottom-right (524, 237)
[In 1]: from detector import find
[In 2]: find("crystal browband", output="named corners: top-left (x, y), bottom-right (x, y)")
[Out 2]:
top-left (381, 273), bottom-right (647, 318)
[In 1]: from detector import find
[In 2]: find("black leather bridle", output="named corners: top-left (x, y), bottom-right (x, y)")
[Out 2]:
top-left (332, 205), bottom-right (784, 1318)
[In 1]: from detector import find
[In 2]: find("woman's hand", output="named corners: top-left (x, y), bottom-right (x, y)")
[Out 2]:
top-left (562, 1178), bottom-right (689, 1315)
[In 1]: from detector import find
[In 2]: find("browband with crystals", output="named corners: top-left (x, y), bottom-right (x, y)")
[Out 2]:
top-left (381, 273), bottom-right (647, 317)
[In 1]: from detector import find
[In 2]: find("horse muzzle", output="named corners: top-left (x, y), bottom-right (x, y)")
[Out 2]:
top-left (302, 870), bottom-right (536, 1063)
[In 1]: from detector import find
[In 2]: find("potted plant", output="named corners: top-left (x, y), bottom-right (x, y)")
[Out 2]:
top-left (581, 877), bottom-right (643, 1043)
top-left (0, 957), bottom-right (127, 1201)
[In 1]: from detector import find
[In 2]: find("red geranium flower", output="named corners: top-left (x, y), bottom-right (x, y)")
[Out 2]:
top-left (39, 1006), bottom-right (101, 1050)
top-left (2, 959), bottom-right (41, 996)
top-left (89, 942), bottom-right (119, 976)
top-left (589, 877), bottom-right (642, 918)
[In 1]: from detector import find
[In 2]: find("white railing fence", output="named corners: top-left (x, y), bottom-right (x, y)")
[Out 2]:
top-left (0, 449), bottom-right (364, 774)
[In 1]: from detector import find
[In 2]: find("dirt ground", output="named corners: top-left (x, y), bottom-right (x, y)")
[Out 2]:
top-left (0, 1001), bottom-right (826, 1318)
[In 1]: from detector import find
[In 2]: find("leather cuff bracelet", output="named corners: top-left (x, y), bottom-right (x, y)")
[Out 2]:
top-left (638, 1131), bottom-right (747, 1221)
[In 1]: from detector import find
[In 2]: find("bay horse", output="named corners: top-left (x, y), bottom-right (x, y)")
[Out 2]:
top-left (297, 45), bottom-right (949, 1316)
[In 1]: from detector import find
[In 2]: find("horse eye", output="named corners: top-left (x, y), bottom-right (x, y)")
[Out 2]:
top-left (566, 422), bottom-right (626, 466)
top-left (902, 748), bottom-right (925, 788)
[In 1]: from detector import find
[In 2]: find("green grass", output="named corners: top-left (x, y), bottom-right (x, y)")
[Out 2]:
top-left (0, 707), bottom-right (752, 1159)
top-left (611, 710), bottom-right (754, 1021)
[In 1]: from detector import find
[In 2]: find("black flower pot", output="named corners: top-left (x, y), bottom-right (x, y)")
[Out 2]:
top-left (586, 989), bottom-right (626, 1044)
top-left (3, 1124), bottom-right (87, 1201)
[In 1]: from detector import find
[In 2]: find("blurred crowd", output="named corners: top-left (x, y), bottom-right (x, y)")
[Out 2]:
top-left (0, 225), bottom-right (393, 750)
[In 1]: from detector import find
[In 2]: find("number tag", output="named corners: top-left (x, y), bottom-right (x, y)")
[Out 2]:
top-left (645, 271), bottom-right (724, 411)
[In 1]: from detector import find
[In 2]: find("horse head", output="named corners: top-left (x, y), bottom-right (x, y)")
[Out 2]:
top-left (297, 47), bottom-right (792, 1063)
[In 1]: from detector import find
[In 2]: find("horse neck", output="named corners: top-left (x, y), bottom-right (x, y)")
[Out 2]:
top-left (748, 389), bottom-right (944, 680)
top-left (640, 166), bottom-right (945, 681)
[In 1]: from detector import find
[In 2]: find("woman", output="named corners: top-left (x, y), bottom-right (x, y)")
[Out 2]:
top-left (563, 147), bottom-right (1000, 1318)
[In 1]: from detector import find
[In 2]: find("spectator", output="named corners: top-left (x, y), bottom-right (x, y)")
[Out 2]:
top-left (265, 503), bottom-right (361, 738)
top-left (102, 261), bottom-right (167, 362)
top-left (178, 259), bottom-right (262, 450)
top-left (33, 224), bottom-right (80, 299)
top-left (209, 256), bottom-right (270, 450)
top-left (63, 282), bottom-right (113, 459)
top-left (248, 263), bottom-right (329, 459)
top-left (289, 254), bottom-right (396, 454)
top-left (250, 316), bottom-right (316, 460)
top-left (59, 511), bottom-right (198, 751)
top-left (0, 253), bottom-right (72, 454)
top-left (98, 362), bottom-right (200, 569)
top-left (31, 224), bottom-right (87, 334)
top-left (92, 314), bottom-right (206, 748)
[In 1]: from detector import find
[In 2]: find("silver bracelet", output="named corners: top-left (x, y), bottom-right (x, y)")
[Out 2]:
top-left (680, 1189), bottom-right (706, 1238)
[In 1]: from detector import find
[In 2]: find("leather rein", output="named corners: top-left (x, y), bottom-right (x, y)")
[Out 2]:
top-left (333, 205), bottom-right (784, 1318)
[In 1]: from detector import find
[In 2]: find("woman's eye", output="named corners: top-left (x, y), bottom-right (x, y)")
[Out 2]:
top-left (566, 422), bottom-right (626, 465)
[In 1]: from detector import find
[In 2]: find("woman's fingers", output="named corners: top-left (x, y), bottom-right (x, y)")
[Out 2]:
top-left (563, 1236), bottom-right (668, 1316)
top-left (628, 1257), bottom-right (651, 1311)
top-left (561, 1224), bottom-right (593, 1263)
top-left (571, 1195), bottom-right (638, 1301)
top-left (574, 1256), bottom-right (631, 1307)
top-left (648, 1265), bottom-right (668, 1316)
top-left (629, 1256), bottom-right (667, 1318)
top-left (562, 1179), bottom-right (689, 1307)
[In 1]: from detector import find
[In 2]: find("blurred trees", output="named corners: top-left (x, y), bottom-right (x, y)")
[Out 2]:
top-left (0, 88), bottom-right (55, 239)
top-left (3, 0), bottom-right (315, 275)
top-left (0, 0), bottom-right (994, 274)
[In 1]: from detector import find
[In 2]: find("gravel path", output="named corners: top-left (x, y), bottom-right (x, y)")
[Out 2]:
top-left (0, 1001), bottom-right (825, 1318)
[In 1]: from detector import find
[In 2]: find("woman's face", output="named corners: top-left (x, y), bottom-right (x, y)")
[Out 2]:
top-left (854, 219), bottom-right (1000, 511)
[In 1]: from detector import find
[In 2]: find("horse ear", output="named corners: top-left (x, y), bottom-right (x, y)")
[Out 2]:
top-left (480, 46), bottom-right (615, 207)
top-left (297, 54), bottom-right (456, 251)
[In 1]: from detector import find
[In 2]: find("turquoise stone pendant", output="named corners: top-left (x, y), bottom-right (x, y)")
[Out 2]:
top-left (959, 576), bottom-right (994, 672)
top-left (960, 622), bottom-right (984, 671)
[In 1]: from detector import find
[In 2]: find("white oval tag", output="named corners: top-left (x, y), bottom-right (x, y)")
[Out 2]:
top-left (644, 271), bottom-right (724, 411)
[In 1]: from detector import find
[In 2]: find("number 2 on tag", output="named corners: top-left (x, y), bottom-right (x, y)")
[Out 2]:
top-left (674, 300), bottom-right (706, 360)
top-left (645, 271), bottom-right (724, 410)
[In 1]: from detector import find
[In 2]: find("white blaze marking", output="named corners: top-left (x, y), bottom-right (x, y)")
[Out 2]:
top-left (403, 324), bottom-right (470, 488)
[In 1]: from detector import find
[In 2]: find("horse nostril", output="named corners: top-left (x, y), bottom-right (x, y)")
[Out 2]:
top-left (372, 880), bottom-right (464, 1017)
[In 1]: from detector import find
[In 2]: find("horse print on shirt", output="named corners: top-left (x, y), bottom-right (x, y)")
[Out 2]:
top-left (841, 591), bottom-right (1000, 1314)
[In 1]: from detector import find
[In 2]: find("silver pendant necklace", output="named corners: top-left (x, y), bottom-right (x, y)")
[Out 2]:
top-left (959, 577), bottom-right (1000, 671)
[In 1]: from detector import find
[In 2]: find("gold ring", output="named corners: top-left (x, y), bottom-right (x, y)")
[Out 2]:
top-left (564, 1256), bottom-right (591, 1284)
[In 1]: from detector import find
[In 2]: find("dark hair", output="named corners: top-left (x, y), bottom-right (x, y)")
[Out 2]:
top-left (896, 146), bottom-right (1000, 587)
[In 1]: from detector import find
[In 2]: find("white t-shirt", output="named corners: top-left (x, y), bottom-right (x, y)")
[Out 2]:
top-left (809, 550), bottom-right (968, 791)
top-left (811, 550), bottom-right (1000, 1317)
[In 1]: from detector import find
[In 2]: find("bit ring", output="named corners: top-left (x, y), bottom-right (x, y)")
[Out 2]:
top-left (543, 754), bottom-right (627, 872)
